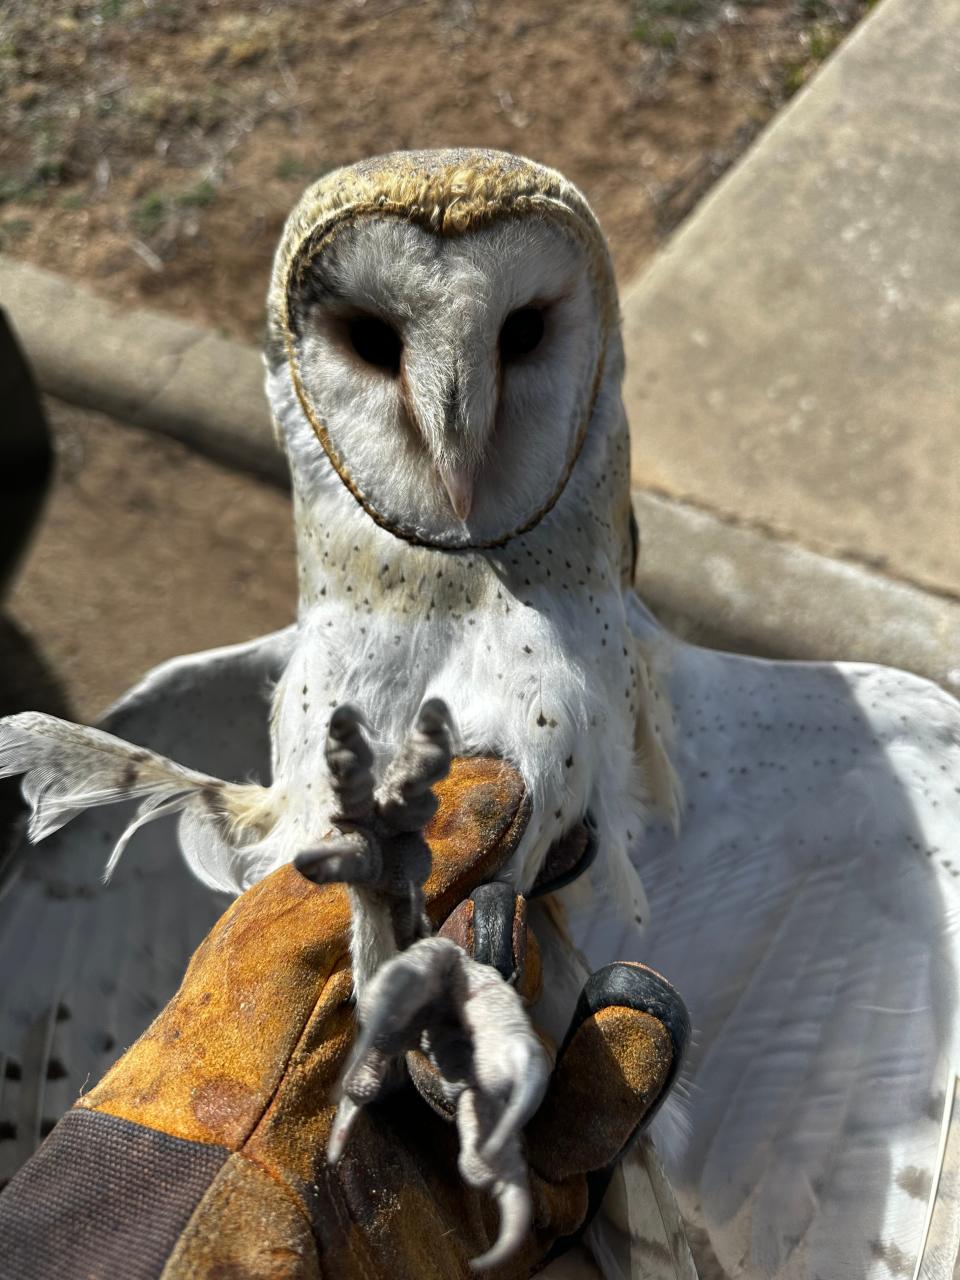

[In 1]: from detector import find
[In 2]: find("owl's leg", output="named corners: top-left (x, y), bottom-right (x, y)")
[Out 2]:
top-left (296, 699), bottom-right (453, 989)
top-left (376, 698), bottom-right (454, 946)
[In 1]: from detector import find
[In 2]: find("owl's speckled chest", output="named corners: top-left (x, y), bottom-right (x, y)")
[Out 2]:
top-left (267, 500), bottom-right (643, 890)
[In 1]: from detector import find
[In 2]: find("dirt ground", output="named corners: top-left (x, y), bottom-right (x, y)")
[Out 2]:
top-left (3, 398), bottom-right (296, 725)
top-left (0, 396), bottom-right (295, 842)
top-left (1, 0), bottom-right (869, 343)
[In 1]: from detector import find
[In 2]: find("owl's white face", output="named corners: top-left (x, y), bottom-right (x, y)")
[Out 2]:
top-left (285, 215), bottom-right (604, 546)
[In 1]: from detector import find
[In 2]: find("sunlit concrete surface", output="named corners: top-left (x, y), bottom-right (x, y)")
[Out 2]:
top-left (622, 0), bottom-right (960, 599)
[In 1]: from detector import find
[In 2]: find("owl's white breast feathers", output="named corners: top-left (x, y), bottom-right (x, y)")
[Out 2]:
top-left (260, 356), bottom-right (651, 914)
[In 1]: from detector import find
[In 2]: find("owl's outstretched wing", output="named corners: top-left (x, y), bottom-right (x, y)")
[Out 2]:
top-left (566, 597), bottom-right (960, 1279)
top-left (0, 627), bottom-right (295, 1185)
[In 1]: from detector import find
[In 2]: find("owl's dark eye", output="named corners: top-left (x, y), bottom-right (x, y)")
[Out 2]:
top-left (499, 306), bottom-right (545, 362)
top-left (348, 313), bottom-right (402, 375)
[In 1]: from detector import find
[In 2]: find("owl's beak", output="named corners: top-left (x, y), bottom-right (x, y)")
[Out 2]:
top-left (438, 465), bottom-right (474, 522)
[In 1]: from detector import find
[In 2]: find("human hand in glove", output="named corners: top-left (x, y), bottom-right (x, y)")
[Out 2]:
top-left (0, 756), bottom-right (689, 1280)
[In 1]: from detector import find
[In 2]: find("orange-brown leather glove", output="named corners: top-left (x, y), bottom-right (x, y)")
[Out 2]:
top-left (0, 758), bottom-right (688, 1280)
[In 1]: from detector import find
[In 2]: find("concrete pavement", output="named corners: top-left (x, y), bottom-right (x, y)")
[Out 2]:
top-left (1, 250), bottom-right (957, 691)
top-left (621, 0), bottom-right (960, 600)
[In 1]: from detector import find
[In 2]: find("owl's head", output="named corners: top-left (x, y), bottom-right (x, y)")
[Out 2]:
top-left (265, 150), bottom-right (621, 549)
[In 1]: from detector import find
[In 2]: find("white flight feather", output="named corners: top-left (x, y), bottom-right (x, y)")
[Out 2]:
top-left (0, 711), bottom-right (273, 892)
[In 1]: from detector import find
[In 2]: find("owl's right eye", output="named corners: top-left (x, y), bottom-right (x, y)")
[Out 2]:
top-left (499, 305), bottom-right (545, 362)
top-left (347, 314), bottom-right (403, 375)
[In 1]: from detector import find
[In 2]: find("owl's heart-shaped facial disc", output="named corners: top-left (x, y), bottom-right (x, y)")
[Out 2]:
top-left (282, 211), bottom-right (608, 548)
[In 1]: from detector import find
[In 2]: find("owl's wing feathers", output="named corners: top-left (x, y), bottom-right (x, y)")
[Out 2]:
top-left (567, 596), bottom-right (960, 1279)
top-left (0, 627), bottom-right (294, 1183)
top-left (0, 712), bottom-right (238, 878)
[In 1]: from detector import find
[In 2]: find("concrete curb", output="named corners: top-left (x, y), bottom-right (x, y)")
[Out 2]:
top-left (2, 254), bottom-right (957, 692)
top-left (0, 256), bottom-right (285, 484)
top-left (634, 493), bottom-right (959, 693)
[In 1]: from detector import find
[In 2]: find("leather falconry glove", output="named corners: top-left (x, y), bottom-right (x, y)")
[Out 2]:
top-left (0, 756), bottom-right (689, 1280)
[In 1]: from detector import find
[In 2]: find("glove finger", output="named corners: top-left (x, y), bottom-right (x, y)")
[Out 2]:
top-left (438, 883), bottom-right (541, 1002)
top-left (422, 758), bottom-right (530, 922)
top-left (525, 962), bottom-right (690, 1184)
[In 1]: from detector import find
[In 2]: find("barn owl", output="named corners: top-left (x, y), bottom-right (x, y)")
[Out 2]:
top-left (1, 149), bottom-right (960, 1280)
top-left (0, 150), bottom-right (662, 983)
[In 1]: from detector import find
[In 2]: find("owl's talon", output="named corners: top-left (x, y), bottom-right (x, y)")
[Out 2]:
top-left (471, 1179), bottom-right (530, 1272)
top-left (294, 829), bottom-right (381, 886)
top-left (336, 936), bottom-right (548, 1269)
top-left (376, 698), bottom-right (454, 833)
top-left (327, 1095), bottom-right (362, 1164)
top-left (306, 699), bottom-right (454, 901)
top-left (325, 703), bottom-right (376, 824)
